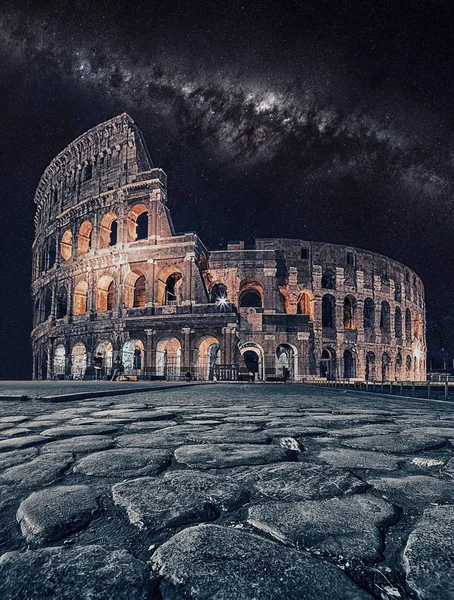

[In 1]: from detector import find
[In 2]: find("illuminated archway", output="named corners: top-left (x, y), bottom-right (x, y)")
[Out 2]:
top-left (127, 204), bottom-right (148, 242)
top-left (95, 340), bottom-right (113, 376)
top-left (73, 281), bottom-right (88, 315)
top-left (77, 220), bottom-right (93, 255)
top-left (122, 339), bottom-right (145, 376)
top-left (156, 337), bottom-right (182, 379)
top-left (61, 230), bottom-right (72, 261)
top-left (96, 275), bottom-right (115, 311)
top-left (71, 342), bottom-right (87, 378)
top-left (239, 343), bottom-right (264, 381)
top-left (124, 271), bottom-right (147, 308)
top-left (157, 266), bottom-right (183, 305)
top-left (197, 336), bottom-right (221, 380)
top-left (100, 212), bottom-right (118, 248)
top-left (53, 344), bottom-right (66, 377)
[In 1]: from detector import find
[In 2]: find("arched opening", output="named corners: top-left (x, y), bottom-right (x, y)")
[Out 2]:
top-left (122, 339), bottom-right (145, 377)
top-left (381, 352), bottom-right (391, 381)
top-left (48, 238), bottom-right (57, 268)
top-left (320, 348), bottom-right (336, 380)
top-left (53, 344), bottom-right (66, 377)
top-left (406, 355), bottom-right (412, 379)
top-left (33, 298), bottom-right (40, 327)
top-left (380, 301), bottom-right (391, 332)
top-left (100, 212), bottom-right (118, 248)
top-left (365, 351), bottom-right (376, 382)
top-left (71, 343), bottom-right (87, 378)
top-left (395, 352), bottom-right (402, 380)
top-left (395, 307), bottom-right (403, 339)
top-left (394, 282), bottom-right (402, 302)
top-left (41, 350), bottom-right (48, 381)
top-left (73, 281), bottom-right (88, 315)
top-left (321, 270), bottom-right (336, 289)
top-left (124, 271), bottom-right (147, 308)
top-left (127, 204), bottom-right (149, 242)
top-left (276, 344), bottom-right (297, 380)
top-left (77, 220), bottom-right (93, 255)
top-left (240, 343), bottom-right (264, 381)
top-left (343, 350), bottom-right (355, 379)
top-left (156, 337), bottom-right (182, 379)
top-left (405, 309), bottom-right (412, 341)
top-left (197, 336), bottom-right (221, 380)
top-left (210, 283), bottom-right (228, 304)
top-left (96, 276), bottom-right (115, 312)
top-left (40, 250), bottom-right (47, 274)
top-left (56, 286), bottom-right (68, 319)
top-left (157, 267), bottom-right (183, 306)
top-left (44, 288), bottom-right (52, 320)
top-left (364, 298), bottom-right (375, 329)
top-left (95, 341), bottom-right (113, 378)
top-left (297, 291), bottom-right (313, 320)
top-left (322, 294), bottom-right (335, 328)
top-left (343, 295), bottom-right (357, 329)
top-left (239, 279), bottom-right (264, 309)
top-left (60, 230), bottom-right (72, 261)
top-left (413, 314), bottom-right (423, 340)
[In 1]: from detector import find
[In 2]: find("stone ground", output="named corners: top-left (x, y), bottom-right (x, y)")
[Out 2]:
top-left (0, 382), bottom-right (453, 599)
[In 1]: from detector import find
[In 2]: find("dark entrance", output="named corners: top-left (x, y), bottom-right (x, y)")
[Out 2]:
top-left (243, 350), bottom-right (259, 375)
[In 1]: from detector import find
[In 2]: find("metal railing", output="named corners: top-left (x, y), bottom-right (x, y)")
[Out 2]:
top-left (305, 379), bottom-right (454, 401)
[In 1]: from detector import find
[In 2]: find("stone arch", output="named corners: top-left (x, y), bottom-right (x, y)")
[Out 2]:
top-left (405, 308), bottom-right (412, 341)
top-left (239, 278), bottom-right (264, 308)
top-left (395, 306), bottom-right (403, 339)
top-left (320, 347), bottom-right (336, 380)
top-left (77, 220), bottom-right (93, 255)
top-left (364, 297), bottom-right (375, 329)
top-left (100, 212), bottom-right (118, 248)
top-left (321, 269), bottom-right (336, 289)
top-left (157, 266), bottom-right (183, 305)
top-left (365, 351), bottom-right (376, 382)
top-left (239, 342), bottom-right (265, 381)
top-left (56, 286), bottom-right (68, 319)
top-left (380, 301), bottom-right (391, 332)
top-left (124, 271), bottom-right (147, 308)
top-left (71, 342), bottom-right (87, 378)
top-left (395, 352), bottom-right (402, 380)
top-left (95, 340), bottom-right (113, 376)
top-left (381, 352), bottom-right (391, 381)
top-left (210, 283), bottom-right (228, 304)
top-left (53, 344), bottom-right (66, 377)
top-left (44, 288), bottom-right (53, 321)
top-left (197, 336), bottom-right (221, 380)
top-left (343, 295), bottom-right (357, 329)
top-left (48, 238), bottom-right (57, 269)
top-left (96, 275), bottom-right (115, 311)
top-left (276, 343), bottom-right (298, 380)
top-left (61, 229), bottom-right (72, 261)
top-left (297, 290), bottom-right (314, 320)
top-left (343, 349), bottom-right (356, 379)
top-left (122, 339), bottom-right (145, 376)
top-left (127, 204), bottom-right (149, 242)
top-left (322, 294), bottom-right (335, 328)
top-left (405, 354), bottom-right (412, 379)
top-left (73, 281), bottom-right (88, 315)
top-left (156, 337), bottom-right (182, 379)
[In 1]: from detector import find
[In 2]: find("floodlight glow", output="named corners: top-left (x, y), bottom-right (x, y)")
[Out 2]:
top-left (414, 347), bottom-right (421, 359)
top-left (216, 295), bottom-right (228, 306)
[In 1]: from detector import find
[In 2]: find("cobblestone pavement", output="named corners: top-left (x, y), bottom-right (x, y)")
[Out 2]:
top-left (0, 383), bottom-right (453, 599)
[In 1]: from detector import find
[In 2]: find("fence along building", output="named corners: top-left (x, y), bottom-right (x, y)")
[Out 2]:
top-left (31, 114), bottom-right (426, 382)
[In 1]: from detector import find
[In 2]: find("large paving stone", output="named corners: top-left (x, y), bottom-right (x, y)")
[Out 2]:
top-left (41, 435), bottom-right (115, 454)
top-left (403, 505), bottom-right (454, 599)
top-left (113, 471), bottom-right (248, 532)
top-left (368, 475), bottom-right (454, 510)
top-left (0, 427), bottom-right (32, 437)
top-left (0, 453), bottom-right (73, 487)
top-left (151, 524), bottom-right (372, 600)
top-left (318, 448), bottom-right (402, 470)
top-left (74, 448), bottom-right (171, 477)
top-left (0, 447), bottom-right (38, 471)
top-left (188, 424), bottom-right (270, 445)
top-left (124, 420), bottom-right (178, 431)
top-left (342, 433), bottom-right (446, 454)
top-left (116, 425), bottom-right (213, 449)
top-left (175, 443), bottom-right (292, 469)
top-left (231, 463), bottom-right (368, 500)
top-left (248, 494), bottom-right (396, 562)
top-left (0, 435), bottom-right (49, 452)
top-left (328, 424), bottom-right (402, 438)
top-left (16, 485), bottom-right (98, 543)
top-left (263, 425), bottom-right (328, 437)
top-left (41, 424), bottom-right (119, 438)
top-left (90, 409), bottom-right (175, 420)
top-left (0, 545), bottom-right (150, 599)
top-left (0, 415), bottom-right (29, 424)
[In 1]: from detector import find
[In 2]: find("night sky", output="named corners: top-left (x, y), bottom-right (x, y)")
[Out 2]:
top-left (1, 0), bottom-right (453, 379)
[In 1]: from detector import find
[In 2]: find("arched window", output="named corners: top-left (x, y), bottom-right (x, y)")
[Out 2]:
top-left (363, 298), bottom-right (375, 329)
top-left (395, 352), bottom-right (402, 379)
top-left (365, 352), bottom-right (376, 381)
top-left (100, 212), bottom-right (118, 248)
top-left (61, 230), bottom-right (72, 261)
top-left (343, 350), bottom-right (355, 379)
top-left (56, 286), bottom-right (68, 319)
top-left (40, 250), bottom-right (47, 274)
top-left (395, 307), bottom-right (403, 339)
top-left (165, 273), bottom-right (182, 305)
top-left (44, 288), bottom-right (53, 320)
top-left (320, 348), bottom-right (336, 380)
top-left (239, 289), bottom-right (262, 308)
top-left (83, 162), bottom-right (92, 182)
top-left (405, 308), bottom-right (412, 341)
top-left (321, 270), bottom-right (336, 289)
top-left (322, 294), bottom-right (335, 328)
top-left (33, 298), bottom-right (40, 327)
top-left (48, 238), bottom-right (57, 269)
top-left (297, 292), bottom-right (313, 319)
top-left (210, 283), bottom-right (228, 304)
top-left (134, 275), bottom-right (146, 307)
top-left (394, 282), bottom-right (402, 302)
top-left (127, 204), bottom-right (149, 242)
top-left (96, 276), bottom-right (115, 312)
top-left (380, 301), bottom-right (391, 332)
top-left (73, 281), bottom-right (88, 315)
top-left (343, 295), bottom-right (357, 329)
top-left (78, 221), bottom-right (93, 255)
top-left (381, 353), bottom-right (391, 381)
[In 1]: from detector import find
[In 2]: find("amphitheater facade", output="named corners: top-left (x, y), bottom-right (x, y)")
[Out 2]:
top-left (31, 114), bottom-right (426, 382)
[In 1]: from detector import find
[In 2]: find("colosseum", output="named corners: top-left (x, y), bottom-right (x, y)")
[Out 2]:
top-left (31, 113), bottom-right (426, 382)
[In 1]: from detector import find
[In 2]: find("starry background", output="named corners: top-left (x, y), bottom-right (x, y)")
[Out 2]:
top-left (0, 0), bottom-right (453, 379)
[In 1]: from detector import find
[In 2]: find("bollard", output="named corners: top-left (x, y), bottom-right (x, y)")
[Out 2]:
top-left (400, 382), bottom-right (403, 396)
top-left (445, 382), bottom-right (449, 400)
top-left (412, 382), bottom-right (415, 397)
top-left (427, 381), bottom-right (431, 399)
top-left (390, 382), bottom-right (393, 395)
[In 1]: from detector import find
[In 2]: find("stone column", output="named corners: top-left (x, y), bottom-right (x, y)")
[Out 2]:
top-left (182, 327), bottom-right (193, 374)
top-left (144, 329), bottom-right (155, 378)
top-left (263, 267), bottom-right (277, 313)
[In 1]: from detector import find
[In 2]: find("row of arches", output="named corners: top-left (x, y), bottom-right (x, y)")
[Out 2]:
top-left (36, 204), bottom-right (149, 276)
